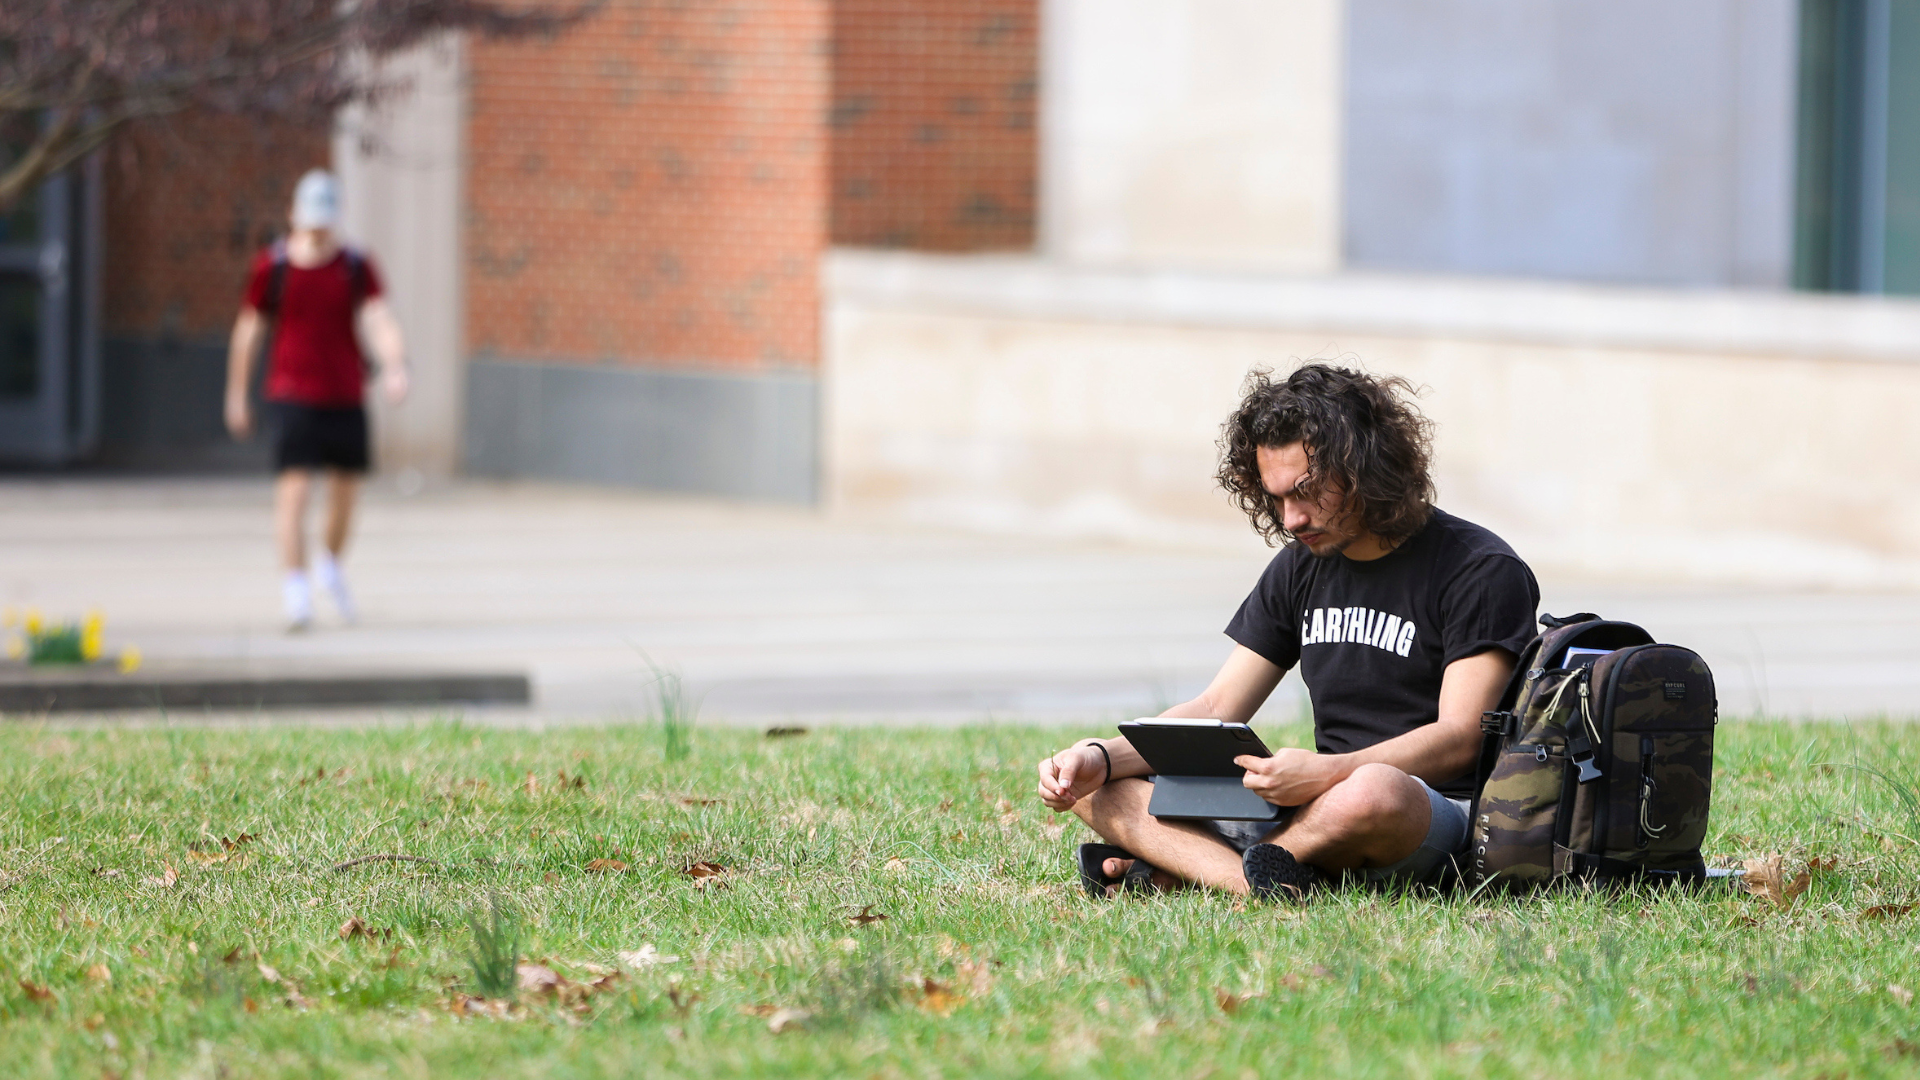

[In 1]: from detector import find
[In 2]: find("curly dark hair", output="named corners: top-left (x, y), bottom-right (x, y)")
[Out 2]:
top-left (1216, 363), bottom-right (1436, 547)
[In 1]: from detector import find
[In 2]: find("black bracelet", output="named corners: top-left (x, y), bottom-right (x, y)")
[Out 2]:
top-left (1078, 740), bottom-right (1112, 786)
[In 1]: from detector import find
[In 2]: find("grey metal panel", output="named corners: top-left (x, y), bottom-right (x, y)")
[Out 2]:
top-left (463, 358), bottom-right (818, 504)
top-left (94, 336), bottom-right (272, 472)
top-left (1345, 0), bottom-right (1799, 288)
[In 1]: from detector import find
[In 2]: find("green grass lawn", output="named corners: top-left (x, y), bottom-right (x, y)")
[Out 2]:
top-left (1, 716), bottom-right (1918, 1078)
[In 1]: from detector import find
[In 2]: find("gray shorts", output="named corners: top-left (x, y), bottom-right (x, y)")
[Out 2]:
top-left (1195, 776), bottom-right (1471, 888)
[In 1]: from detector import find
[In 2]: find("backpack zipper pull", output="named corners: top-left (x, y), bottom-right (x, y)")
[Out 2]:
top-left (1638, 734), bottom-right (1665, 846)
top-left (1568, 676), bottom-right (1603, 783)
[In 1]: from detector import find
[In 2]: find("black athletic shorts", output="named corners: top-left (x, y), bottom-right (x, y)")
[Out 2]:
top-left (271, 403), bottom-right (370, 473)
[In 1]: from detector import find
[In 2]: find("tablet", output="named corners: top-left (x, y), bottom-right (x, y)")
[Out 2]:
top-left (1117, 718), bottom-right (1283, 821)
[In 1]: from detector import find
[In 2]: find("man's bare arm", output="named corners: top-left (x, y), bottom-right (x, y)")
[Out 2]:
top-left (1038, 645), bottom-right (1284, 811)
top-left (1234, 648), bottom-right (1514, 806)
top-left (225, 307), bottom-right (266, 439)
top-left (357, 296), bottom-right (410, 405)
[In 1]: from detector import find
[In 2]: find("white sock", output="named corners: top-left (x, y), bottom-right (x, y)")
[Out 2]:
top-left (283, 571), bottom-right (313, 626)
top-left (312, 550), bottom-right (356, 623)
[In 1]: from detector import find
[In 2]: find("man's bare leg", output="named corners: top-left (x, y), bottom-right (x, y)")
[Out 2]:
top-left (1264, 762), bottom-right (1433, 872)
top-left (322, 470), bottom-right (358, 558)
top-left (1072, 779), bottom-right (1252, 894)
top-left (1072, 763), bottom-right (1436, 895)
top-left (275, 470), bottom-right (312, 571)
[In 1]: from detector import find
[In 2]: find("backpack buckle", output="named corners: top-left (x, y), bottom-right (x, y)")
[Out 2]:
top-left (1481, 710), bottom-right (1515, 736)
top-left (1568, 734), bottom-right (1603, 783)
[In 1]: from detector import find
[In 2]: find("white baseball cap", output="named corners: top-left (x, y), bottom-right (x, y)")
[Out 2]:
top-left (290, 169), bottom-right (340, 229)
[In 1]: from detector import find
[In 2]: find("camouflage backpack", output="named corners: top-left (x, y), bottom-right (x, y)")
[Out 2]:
top-left (1466, 613), bottom-right (1717, 893)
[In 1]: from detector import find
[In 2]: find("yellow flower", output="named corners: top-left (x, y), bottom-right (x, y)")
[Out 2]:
top-left (118, 646), bottom-right (142, 674)
top-left (23, 608), bottom-right (42, 636)
top-left (81, 631), bottom-right (102, 662)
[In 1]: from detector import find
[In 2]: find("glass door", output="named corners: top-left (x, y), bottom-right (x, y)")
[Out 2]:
top-left (0, 157), bottom-right (99, 464)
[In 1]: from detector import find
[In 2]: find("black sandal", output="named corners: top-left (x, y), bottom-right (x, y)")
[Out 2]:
top-left (1077, 843), bottom-right (1160, 899)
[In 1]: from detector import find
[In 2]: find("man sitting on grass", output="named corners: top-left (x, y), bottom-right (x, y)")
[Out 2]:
top-left (1036, 363), bottom-right (1539, 900)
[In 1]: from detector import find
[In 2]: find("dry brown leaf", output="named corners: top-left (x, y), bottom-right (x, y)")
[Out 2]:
top-left (339, 917), bottom-right (394, 943)
top-left (684, 861), bottom-right (729, 889)
top-left (141, 863), bottom-right (179, 889)
top-left (618, 944), bottom-right (681, 969)
top-left (667, 980), bottom-right (700, 1016)
top-left (89, 867), bottom-right (123, 879)
top-left (956, 959), bottom-right (994, 996)
top-left (516, 963), bottom-right (569, 996)
top-left (1213, 987), bottom-right (1262, 1015)
top-left (557, 770), bottom-right (586, 790)
top-left (449, 994), bottom-right (516, 1019)
top-left (242, 996), bottom-right (259, 1014)
top-left (1888, 1038), bottom-right (1920, 1059)
top-left (585, 859), bottom-right (629, 874)
top-left (678, 797), bottom-right (724, 807)
top-left (18, 979), bottom-right (53, 1003)
top-left (1741, 855), bottom-right (1810, 910)
top-left (1892, 984), bottom-right (1915, 1008)
top-left (221, 946), bottom-right (244, 964)
top-left (914, 976), bottom-right (962, 1016)
top-left (522, 772), bottom-right (539, 796)
top-left (1862, 904), bottom-right (1916, 922)
top-left (846, 904), bottom-right (889, 927)
top-left (257, 962), bottom-right (281, 984)
top-left (883, 856), bottom-right (909, 874)
top-left (767, 1006), bottom-right (812, 1033)
top-left (84, 964), bottom-right (111, 983)
top-left (1809, 855), bottom-right (1840, 872)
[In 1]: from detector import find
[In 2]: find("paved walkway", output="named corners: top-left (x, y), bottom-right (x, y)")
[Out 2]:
top-left (3, 477), bottom-right (1917, 724)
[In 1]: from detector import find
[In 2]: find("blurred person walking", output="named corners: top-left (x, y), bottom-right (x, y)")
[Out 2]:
top-left (223, 169), bottom-right (410, 631)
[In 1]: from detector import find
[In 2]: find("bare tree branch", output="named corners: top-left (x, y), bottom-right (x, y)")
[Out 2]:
top-left (0, 0), bottom-right (599, 212)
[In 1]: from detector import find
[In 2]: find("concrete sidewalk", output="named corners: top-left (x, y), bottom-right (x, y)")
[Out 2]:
top-left (2, 477), bottom-right (1916, 723)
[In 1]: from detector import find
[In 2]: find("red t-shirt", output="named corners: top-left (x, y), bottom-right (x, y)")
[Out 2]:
top-left (243, 247), bottom-right (384, 406)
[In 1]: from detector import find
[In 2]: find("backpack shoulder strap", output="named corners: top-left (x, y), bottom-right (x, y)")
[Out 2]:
top-left (260, 240), bottom-right (290, 318)
top-left (342, 246), bottom-right (370, 306)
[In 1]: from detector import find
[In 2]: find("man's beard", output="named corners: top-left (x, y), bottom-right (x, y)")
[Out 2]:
top-left (1301, 531), bottom-right (1357, 558)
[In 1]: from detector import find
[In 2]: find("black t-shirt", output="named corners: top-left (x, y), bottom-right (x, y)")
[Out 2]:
top-left (1224, 507), bottom-right (1539, 797)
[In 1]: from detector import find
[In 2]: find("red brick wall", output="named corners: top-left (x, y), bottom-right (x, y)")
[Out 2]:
top-left (829, 0), bottom-right (1037, 251)
top-left (467, 0), bottom-right (831, 371)
top-left (103, 115), bottom-right (329, 339)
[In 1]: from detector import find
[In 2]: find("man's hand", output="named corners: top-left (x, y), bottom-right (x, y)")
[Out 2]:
top-left (381, 364), bottom-right (411, 406)
top-left (1037, 744), bottom-right (1107, 812)
top-left (224, 391), bottom-right (253, 440)
top-left (1234, 749), bottom-right (1346, 807)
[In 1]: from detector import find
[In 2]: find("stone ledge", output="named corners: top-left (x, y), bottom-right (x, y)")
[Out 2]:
top-left (827, 249), bottom-right (1920, 363)
top-left (0, 664), bottom-right (530, 714)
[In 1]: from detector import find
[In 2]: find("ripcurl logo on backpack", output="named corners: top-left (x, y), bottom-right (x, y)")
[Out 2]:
top-left (1466, 613), bottom-right (1717, 892)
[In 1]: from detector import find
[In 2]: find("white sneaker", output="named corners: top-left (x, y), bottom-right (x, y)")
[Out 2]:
top-left (312, 551), bottom-right (358, 624)
top-left (283, 571), bottom-right (314, 633)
